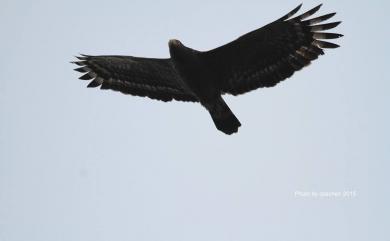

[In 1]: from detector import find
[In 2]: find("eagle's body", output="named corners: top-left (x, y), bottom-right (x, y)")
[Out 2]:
top-left (168, 40), bottom-right (241, 133)
top-left (73, 4), bottom-right (343, 135)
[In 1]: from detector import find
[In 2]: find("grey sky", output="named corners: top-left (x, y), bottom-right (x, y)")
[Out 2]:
top-left (1, 0), bottom-right (389, 241)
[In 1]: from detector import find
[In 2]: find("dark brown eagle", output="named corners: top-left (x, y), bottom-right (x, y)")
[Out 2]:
top-left (73, 4), bottom-right (342, 135)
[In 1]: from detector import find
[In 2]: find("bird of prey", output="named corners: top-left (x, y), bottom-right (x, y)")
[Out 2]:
top-left (73, 4), bottom-right (342, 135)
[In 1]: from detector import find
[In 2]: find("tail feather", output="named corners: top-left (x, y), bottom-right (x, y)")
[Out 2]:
top-left (208, 98), bottom-right (241, 135)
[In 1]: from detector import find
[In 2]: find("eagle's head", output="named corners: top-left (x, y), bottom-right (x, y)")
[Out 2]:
top-left (168, 39), bottom-right (199, 66)
top-left (168, 39), bottom-right (190, 61)
top-left (168, 39), bottom-right (183, 48)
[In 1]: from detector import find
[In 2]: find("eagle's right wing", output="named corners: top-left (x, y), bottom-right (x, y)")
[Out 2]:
top-left (73, 55), bottom-right (198, 102)
top-left (204, 4), bottom-right (343, 96)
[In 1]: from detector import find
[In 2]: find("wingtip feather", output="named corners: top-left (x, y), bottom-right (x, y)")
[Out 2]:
top-left (87, 78), bottom-right (103, 88)
top-left (74, 67), bottom-right (88, 73)
top-left (278, 3), bottom-right (303, 21)
top-left (292, 4), bottom-right (323, 21)
top-left (310, 21), bottom-right (342, 31)
top-left (79, 74), bottom-right (91, 80)
top-left (313, 32), bottom-right (343, 39)
top-left (314, 40), bottom-right (340, 49)
top-left (304, 12), bottom-right (337, 25)
top-left (76, 56), bottom-right (87, 60)
top-left (72, 61), bottom-right (86, 66)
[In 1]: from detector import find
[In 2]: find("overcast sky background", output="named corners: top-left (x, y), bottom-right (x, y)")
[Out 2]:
top-left (1, 0), bottom-right (389, 241)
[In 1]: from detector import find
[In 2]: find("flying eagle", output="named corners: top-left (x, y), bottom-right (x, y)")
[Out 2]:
top-left (73, 4), bottom-right (342, 135)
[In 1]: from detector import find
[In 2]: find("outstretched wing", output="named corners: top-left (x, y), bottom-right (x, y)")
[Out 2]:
top-left (205, 4), bottom-right (343, 95)
top-left (73, 55), bottom-right (198, 102)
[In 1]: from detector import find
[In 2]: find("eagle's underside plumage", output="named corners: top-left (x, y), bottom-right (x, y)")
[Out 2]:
top-left (73, 4), bottom-right (342, 135)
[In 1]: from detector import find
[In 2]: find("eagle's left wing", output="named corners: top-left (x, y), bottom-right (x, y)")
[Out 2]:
top-left (204, 4), bottom-right (343, 96)
top-left (73, 55), bottom-right (198, 102)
